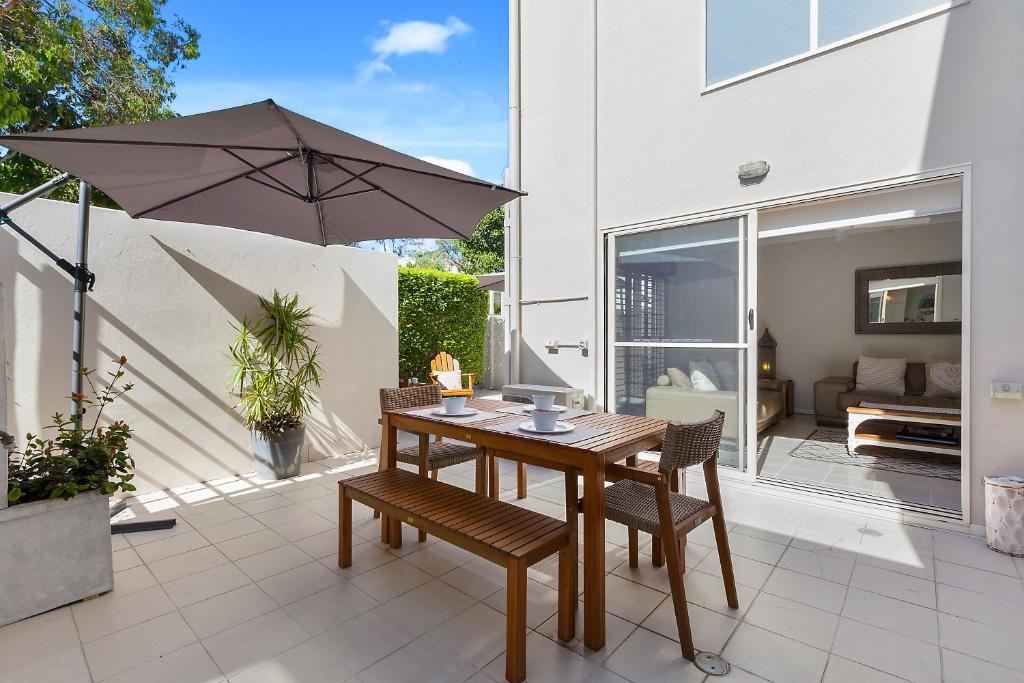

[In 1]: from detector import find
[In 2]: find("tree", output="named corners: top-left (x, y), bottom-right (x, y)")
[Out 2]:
top-left (0, 0), bottom-right (200, 205)
top-left (436, 206), bottom-right (505, 274)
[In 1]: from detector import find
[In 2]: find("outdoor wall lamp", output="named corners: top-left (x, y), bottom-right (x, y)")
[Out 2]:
top-left (757, 327), bottom-right (778, 380)
top-left (738, 160), bottom-right (770, 185)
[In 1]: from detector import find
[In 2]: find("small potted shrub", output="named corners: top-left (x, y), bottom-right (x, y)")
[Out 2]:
top-left (1, 357), bottom-right (135, 625)
top-left (229, 291), bottom-right (322, 480)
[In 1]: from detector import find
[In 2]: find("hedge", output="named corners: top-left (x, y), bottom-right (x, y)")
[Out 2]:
top-left (398, 267), bottom-right (488, 383)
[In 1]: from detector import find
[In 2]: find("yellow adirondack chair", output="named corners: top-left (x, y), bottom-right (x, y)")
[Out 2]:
top-left (429, 352), bottom-right (474, 398)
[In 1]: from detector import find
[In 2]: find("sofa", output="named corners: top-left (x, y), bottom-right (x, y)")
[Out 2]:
top-left (645, 380), bottom-right (785, 437)
top-left (814, 361), bottom-right (961, 427)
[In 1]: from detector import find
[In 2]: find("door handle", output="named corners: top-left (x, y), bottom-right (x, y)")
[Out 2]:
top-left (747, 308), bottom-right (755, 331)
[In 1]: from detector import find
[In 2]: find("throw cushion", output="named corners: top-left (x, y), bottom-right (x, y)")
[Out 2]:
top-left (666, 367), bottom-right (692, 390)
top-left (656, 374), bottom-right (671, 386)
top-left (689, 361), bottom-right (720, 392)
top-left (924, 360), bottom-right (961, 397)
top-left (712, 359), bottom-right (738, 391)
top-left (434, 370), bottom-right (463, 391)
top-left (855, 356), bottom-right (907, 396)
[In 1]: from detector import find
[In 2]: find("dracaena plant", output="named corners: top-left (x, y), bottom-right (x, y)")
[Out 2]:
top-left (229, 291), bottom-right (323, 439)
top-left (7, 356), bottom-right (136, 505)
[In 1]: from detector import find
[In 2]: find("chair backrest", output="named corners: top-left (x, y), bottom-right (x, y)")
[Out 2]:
top-left (658, 410), bottom-right (726, 473)
top-left (431, 352), bottom-right (460, 374)
top-left (380, 384), bottom-right (442, 412)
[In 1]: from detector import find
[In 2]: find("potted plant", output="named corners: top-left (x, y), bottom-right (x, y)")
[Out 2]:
top-left (229, 291), bottom-right (322, 480)
top-left (1, 357), bottom-right (135, 626)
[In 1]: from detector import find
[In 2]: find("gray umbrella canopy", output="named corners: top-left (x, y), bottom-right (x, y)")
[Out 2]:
top-left (0, 99), bottom-right (522, 245)
top-left (475, 273), bottom-right (505, 291)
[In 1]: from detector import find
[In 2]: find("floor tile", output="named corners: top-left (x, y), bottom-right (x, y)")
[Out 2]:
top-left (231, 638), bottom-right (352, 683)
top-left (743, 591), bottom-right (840, 650)
top-left (161, 562), bottom-right (252, 608)
top-left (0, 608), bottom-right (81, 672)
top-left (842, 587), bottom-right (938, 644)
top-left (428, 602), bottom-right (508, 669)
top-left (0, 645), bottom-right (92, 683)
top-left (721, 623), bottom-right (828, 683)
top-left (134, 531), bottom-right (210, 564)
top-left (850, 563), bottom-right (936, 609)
top-left (294, 528), bottom-right (343, 559)
top-left (941, 648), bottom-right (1024, 683)
top-left (695, 552), bottom-right (774, 589)
top-left (856, 546), bottom-right (935, 581)
top-left (831, 618), bottom-right (940, 683)
top-left (112, 547), bottom-right (144, 572)
top-left (401, 542), bottom-right (478, 577)
top-left (777, 546), bottom-right (855, 584)
top-left (725, 533), bottom-right (787, 565)
top-left (71, 584), bottom-right (176, 643)
top-left (762, 566), bottom-right (847, 613)
top-left (235, 494), bottom-right (293, 515)
top-left (111, 565), bottom-right (159, 597)
top-left (147, 545), bottom-right (228, 583)
top-left (236, 543), bottom-right (315, 581)
top-left (322, 542), bottom-right (398, 580)
top-left (822, 655), bottom-right (905, 682)
top-left (360, 635), bottom-right (476, 683)
top-left (254, 503), bottom-right (318, 528)
top-left (936, 583), bottom-right (1024, 634)
top-left (603, 626), bottom-right (705, 683)
top-left (317, 607), bottom-right (421, 673)
top-left (482, 630), bottom-right (603, 683)
top-left (600, 573), bottom-right (666, 624)
top-left (258, 560), bottom-right (344, 605)
top-left (102, 642), bottom-right (224, 683)
top-left (379, 579), bottom-right (476, 633)
top-left (214, 528), bottom-right (289, 561)
top-left (199, 516), bottom-right (266, 544)
top-left (483, 576), bottom-right (561, 629)
top-left (352, 558), bottom-right (433, 602)
top-left (641, 598), bottom-right (738, 652)
top-left (201, 608), bottom-right (310, 677)
top-left (682, 569), bottom-right (756, 619)
top-left (937, 611), bottom-right (1024, 673)
top-left (186, 503), bottom-right (246, 530)
top-left (82, 611), bottom-right (197, 681)
top-left (284, 582), bottom-right (379, 635)
top-left (933, 532), bottom-right (1020, 577)
top-left (934, 560), bottom-right (1024, 602)
top-left (180, 583), bottom-right (278, 638)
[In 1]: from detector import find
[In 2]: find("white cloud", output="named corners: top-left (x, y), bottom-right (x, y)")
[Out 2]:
top-left (418, 156), bottom-right (475, 177)
top-left (358, 17), bottom-right (470, 82)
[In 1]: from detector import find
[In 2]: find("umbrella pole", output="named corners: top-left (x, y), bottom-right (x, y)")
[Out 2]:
top-left (71, 182), bottom-right (91, 424)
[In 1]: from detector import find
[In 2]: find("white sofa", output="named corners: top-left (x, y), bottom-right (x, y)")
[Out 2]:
top-left (644, 384), bottom-right (784, 436)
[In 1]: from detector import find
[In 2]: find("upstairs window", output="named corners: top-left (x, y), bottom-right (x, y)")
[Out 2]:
top-left (706, 0), bottom-right (962, 88)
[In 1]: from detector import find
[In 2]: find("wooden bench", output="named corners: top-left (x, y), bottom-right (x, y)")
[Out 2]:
top-left (339, 468), bottom-right (575, 683)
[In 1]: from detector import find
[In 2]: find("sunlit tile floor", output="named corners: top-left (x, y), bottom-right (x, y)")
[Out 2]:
top-left (2, 446), bottom-right (1022, 682)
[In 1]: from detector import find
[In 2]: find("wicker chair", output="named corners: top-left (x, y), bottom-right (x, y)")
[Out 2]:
top-left (601, 411), bottom-right (738, 660)
top-left (377, 385), bottom-right (487, 541)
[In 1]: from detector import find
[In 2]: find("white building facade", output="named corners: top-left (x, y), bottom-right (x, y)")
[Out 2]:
top-left (506, 0), bottom-right (1024, 528)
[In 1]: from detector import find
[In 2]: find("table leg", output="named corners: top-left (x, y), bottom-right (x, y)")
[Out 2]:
top-left (379, 415), bottom-right (397, 544)
top-left (582, 456), bottom-right (606, 651)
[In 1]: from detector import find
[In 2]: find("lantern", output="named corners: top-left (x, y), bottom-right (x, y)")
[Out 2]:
top-left (758, 328), bottom-right (777, 380)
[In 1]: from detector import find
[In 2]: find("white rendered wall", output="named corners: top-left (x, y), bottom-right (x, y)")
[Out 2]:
top-left (0, 194), bottom-right (398, 494)
top-left (758, 222), bottom-right (962, 413)
top-left (513, 0), bottom-right (1024, 522)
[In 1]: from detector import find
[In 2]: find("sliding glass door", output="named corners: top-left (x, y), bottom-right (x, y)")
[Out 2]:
top-left (606, 215), bottom-right (757, 471)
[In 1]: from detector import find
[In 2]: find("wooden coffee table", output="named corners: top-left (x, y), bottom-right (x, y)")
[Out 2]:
top-left (847, 402), bottom-right (961, 457)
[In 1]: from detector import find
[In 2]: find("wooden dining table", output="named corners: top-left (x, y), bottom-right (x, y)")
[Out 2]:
top-left (378, 398), bottom-right (668, 651)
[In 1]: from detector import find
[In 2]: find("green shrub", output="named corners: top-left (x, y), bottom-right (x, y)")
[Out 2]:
top-left (399, 268), bottom-right (488, 383)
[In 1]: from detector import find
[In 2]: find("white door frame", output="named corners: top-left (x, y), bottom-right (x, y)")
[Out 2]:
top-left (597, 164), bottom-right (972, 524)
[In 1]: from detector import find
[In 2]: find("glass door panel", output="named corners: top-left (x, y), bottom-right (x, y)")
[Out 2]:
top-left (608, 216), bottom-right (752, 471)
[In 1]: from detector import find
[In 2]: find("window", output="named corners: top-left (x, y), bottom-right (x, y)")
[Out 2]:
top-left (705, 0), bottom-right (959, 87)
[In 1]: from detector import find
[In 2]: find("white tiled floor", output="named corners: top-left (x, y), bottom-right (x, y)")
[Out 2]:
top-left (3, 448), bottom-right (1022, 683)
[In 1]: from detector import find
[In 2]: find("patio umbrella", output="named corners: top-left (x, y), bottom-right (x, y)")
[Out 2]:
top-left (0, 99), bottom-right (524, 418)
top-left (0, 99), bottom-right (522, 244)
top-left (475, 273), bottom-right (505, 291)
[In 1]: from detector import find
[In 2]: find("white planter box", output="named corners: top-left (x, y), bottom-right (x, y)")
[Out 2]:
top-left (0, 490), bottom-right (113, 625)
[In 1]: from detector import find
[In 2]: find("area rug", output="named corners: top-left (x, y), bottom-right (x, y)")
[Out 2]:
top-left (787, 428), bottom-right (960, 481)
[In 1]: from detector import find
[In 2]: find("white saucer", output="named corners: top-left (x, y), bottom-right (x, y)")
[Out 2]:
top-left (522, 405), bottom-right (567, 413)
top-left (432, 408), bottom-right (479, 417)
top-left (518, 421), bottom-right (575, 434)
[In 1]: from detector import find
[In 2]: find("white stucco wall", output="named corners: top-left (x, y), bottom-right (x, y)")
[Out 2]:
top-left (0, 193), bottom-right (397, 494)
top-left (512, 0), bottom-right (1024, 523)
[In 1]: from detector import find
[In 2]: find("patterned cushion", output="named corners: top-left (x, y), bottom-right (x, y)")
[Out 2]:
top-left (434, 370), bottom-right (463, 390)
top-left (666, 367), bottom-right (692, 390)
top-left (688, 361), bottom-right (720, 392)
top-left (855, 356), bottom-right (907, 396)
top-left (396, 440), bottom-right (481, 470)
top-left (602, 479), bottom-right (712, 537)
top-left (924, 360), bottom-right (961, 397)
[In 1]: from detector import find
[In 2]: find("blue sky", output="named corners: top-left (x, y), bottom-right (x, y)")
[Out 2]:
top-left (165, 1), bottom-right (510, 184)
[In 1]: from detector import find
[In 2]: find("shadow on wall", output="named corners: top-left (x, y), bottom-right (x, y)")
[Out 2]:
top-left (157, 240), bottom-right (391, 461)
top-left (519, 341), bottom-right (572, 388)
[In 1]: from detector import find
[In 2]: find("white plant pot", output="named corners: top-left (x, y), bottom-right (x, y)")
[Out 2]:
top-left (0, 490), bottom-right (113, 625)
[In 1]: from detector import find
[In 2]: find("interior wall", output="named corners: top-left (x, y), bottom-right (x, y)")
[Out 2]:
top-left (758, 221), bottom-right (961, 412)
top-left (0, 193), bottom-right (398, 495)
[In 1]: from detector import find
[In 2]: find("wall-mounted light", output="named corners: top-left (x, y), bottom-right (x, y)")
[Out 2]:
top-left (738, 160), bottom-right (770, 186)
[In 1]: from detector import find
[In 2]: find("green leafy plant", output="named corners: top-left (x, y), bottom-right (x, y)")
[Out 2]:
top-left (398, 268), bottom-right (488, 381)
top-left (7, 356), bottom-right (136, 505)
top-left (229, 291), bottom-right (323, 439)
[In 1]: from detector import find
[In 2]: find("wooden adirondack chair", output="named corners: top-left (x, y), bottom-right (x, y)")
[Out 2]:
top-left (429, 352), bottom-right (474, 397)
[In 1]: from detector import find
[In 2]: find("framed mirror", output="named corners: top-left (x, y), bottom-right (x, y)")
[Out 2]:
top-left (855, 262), bottom-right (962, 334)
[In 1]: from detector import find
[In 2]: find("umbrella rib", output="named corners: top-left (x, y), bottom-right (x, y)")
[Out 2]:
top-left (244, 175), bottom-right (306, 201)
top-left (221, 148), bottom-right (304, 199)
top-left (320, 156), bottom-right (473, 239)
top-left (133, 154), bottom-right (295, 217)
top-left (0, 135), bottom-right (525, 194)
top-left (316, 164), bottom-right (380, 199)
top-left (318, 187), bottom-right (379, 202)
